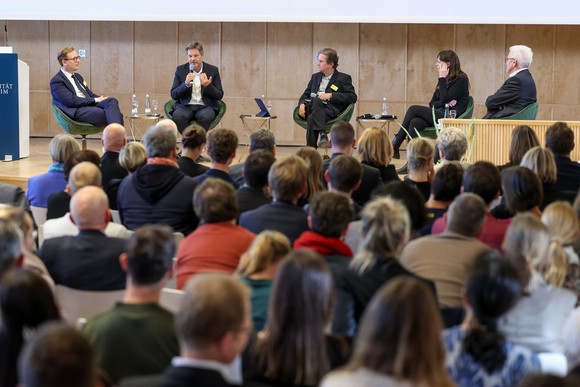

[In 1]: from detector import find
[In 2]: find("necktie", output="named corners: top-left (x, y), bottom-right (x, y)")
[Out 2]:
top-left (72, 74), bottom-right (87, 98)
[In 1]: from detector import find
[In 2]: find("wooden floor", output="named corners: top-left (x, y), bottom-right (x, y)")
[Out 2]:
top-left (0, 137), bottom-right (408, 191)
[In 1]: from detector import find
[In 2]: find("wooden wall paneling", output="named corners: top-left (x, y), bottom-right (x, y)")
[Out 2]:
top-left (407, 24), bottom-right (454, 104)
top-left (553, 26), bottom-right (580, 118)
top-left (221, 97), bottom-right (268, 145)
top-left (269, 99), bottom-right (305, 145)
top-left (177, 23), bottom-right (221, 68)
top-left (29, 92), bottom-right (51, 136)
top-left (553, 105), bottom-right (580, 123)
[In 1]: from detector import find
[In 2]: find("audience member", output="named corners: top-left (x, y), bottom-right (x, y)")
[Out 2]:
top-left (117, 125), bottom-right (199, 235)
top-left (492, 166), bottom-right (543, 219)
top-left (422, 163), bottom-right (463, 235)
top-left (177, 178), bottom-right (255, 289)
top-left (239, 155), bottom-right (309, 244)
top-left (38, 186), bottom-right (126, 290)
top-left (296, 146), bottom-right (324, 207)
top-left (0, 218), bottom-right (23, 281)
top-left (106, 141), bottom-right (147, 210)
top-left (357, 127), bottom-right (399, 183)
top-left (0, 269), bottom-right (61, 387)
top-left (194, 128), bottom-right (239, 188)
top-left (563, 308), bottom-right (580, 377)
top-left (244, 250), bottom-right (349, 386)
top-left (0, 182), bottom-right (32, 219)
top-left (499, 213), bottom-right (576, 353)
top-left (100, 123), bottom-right (128, 188)
top-left (322, 121), bottom-right (381, 206)
top-left (322, 277), bottom-right (454, 387)
top-left (236, 150), bottom-right (275, 218)
top-left (401, 193), bottom-right (491, 307)
top-left (435, 127), bottom-right (469, 171)
top-left (236, 230), bottom-right (291, 331)
top-left (26, 134), bottom-right (80, 208)
top-left (498, 125), bottom-right (540, 171)
top-left (546, 121), bottom-right (580, 192)
top-left (120, 274), bottom-right (253, 387)
top-left (403, 137), bottom-right (434, 201)
top-left (324, 155), bottom-right (363, 217)
top-left (176, 124), bottom-right (209, 177)
top-left (230, 128), bottom-right (276, 187)
top-left (443, 251), bottom-right (540, 386)
top-left (84, 225), bottom-right (179, 383)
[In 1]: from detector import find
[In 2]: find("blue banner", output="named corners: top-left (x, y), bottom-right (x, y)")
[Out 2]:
top-left (0, 53), bottom-right (20, 160)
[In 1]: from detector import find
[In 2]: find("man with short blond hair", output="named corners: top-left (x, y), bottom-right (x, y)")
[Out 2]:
top-left (194, 128), bottom-right (239, 188)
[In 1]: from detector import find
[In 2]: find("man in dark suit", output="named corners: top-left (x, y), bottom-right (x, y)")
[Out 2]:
top-left (236, 150), bottom-right (275, 219)
top-left (483, 45), bottom-right (537, 119)
top-left (119, 274), bottom-right (253, 387)
top-left (322, 122), bottom-right (382, 207)
top-left (37, 186), bottom-right (126, 290)
top-left (298, 48), bottom-right (357, 148)
top-left (546, 121), bottom-right (580, 192)
top-left (229, 128), bottom-right (276, 187)
top-left (50, 46), bottom-right (124, 126)
top-left (100, 123), bottom-right (128, 189)
top-left (171, 42), bottom-right (224, 133)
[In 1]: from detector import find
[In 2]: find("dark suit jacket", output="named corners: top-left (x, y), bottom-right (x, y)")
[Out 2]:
top-left (229, 163), bottom-right (245, 187)
top-left (50, 70), bottom-right (99, 118)
top-left (322, 154), bottom-right (382, 207)
top-left (298, 70), bottom-right (357, 115)
top-left (37, 229), bottom-right (126, 290)
top-left (119, 366), bottom-right (247, 387)
top-left (170, 62), bottom-right (223, 112)
top-left (484, 69), bottom-right (537, 119)
top-left (554, 155), bottom-right (580, 192)
top-left (236, 186), bottom-right (272, 219)
top-left (46, 190), bottom-right (71, 220)
top-left (101, 151), bottom-right (128, 188)
top-left (239, 200), bottom-right (308, 244)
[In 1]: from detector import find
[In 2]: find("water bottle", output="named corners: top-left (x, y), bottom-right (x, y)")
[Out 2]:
top-left (382, 98), bottom-right (388, 116)
top-left (131, 94), bottom-right (138, 115)
top-left (444, 103), bottom-right (450, 119)
top-left (145, 94), bottom-right (151, 116)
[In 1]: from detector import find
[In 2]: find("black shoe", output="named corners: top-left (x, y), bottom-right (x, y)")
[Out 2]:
top-left (317, 132), bottom-right (329, 148)
top-left (393, 148), bottom-right (400, 160)
top-left (392, 136), bottom-right (404, 160)
top-left (396, 163), bottom-right (408, 175)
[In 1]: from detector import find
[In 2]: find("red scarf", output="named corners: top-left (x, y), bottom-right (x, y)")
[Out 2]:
top-left (294, 231), bottom-right (353, 257)
top-left (147, 157), bottom-right (179, 168)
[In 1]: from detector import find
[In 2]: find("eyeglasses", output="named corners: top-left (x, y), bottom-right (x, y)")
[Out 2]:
top-left (505, 57), bottom-right (515, 62)
top-left (64, 56), bottom-right (80, 62)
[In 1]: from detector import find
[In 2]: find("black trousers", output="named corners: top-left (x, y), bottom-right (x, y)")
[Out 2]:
top-left (304, 98), bottom-right (340, 147)
top-left (395, 105), bottom-right (443, 140)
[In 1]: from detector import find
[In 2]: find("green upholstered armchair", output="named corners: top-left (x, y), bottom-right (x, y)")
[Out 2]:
top-left (292, 103), bottom-right (356, 133)
top-left (163, 99), bottom-right (226, 130)
top-left (421, 96), bottom-right (475, 139)
top-left (51, 102), bottom-right (106, 150)
top-left (501, 102), bottom-right (539, 120)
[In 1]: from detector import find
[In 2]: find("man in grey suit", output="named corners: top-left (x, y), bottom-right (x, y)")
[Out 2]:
top-left (483, 45), bottom-right (537, 119)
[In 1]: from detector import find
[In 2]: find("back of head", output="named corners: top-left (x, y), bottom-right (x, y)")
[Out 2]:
top-left (329, 121), bottom-right (355, 149)
top-left (126, 225), bottom-right (175, 286)
top-left (181, 124), bottom-right (207, 151)
top-left (143, 125), bottom-right (177, 158)
top-left (436, 127), bottom-right (467, 161)
top-left (268, 155), bottom-right (308, 202)
top-left (70, 186), bottom-right (109, 229)
top-left (509, 44), bottom-right (533, 69)
top-left (350, 277), bottom-right (449, 385)
top-left (193, 178), bottom-right (238, 224)
top-left (102, 123), bottom-right (126, 151)
top-left (119, 141), bottom-right (147, 173)
top-left (501, 166), bottom-right (543, 213)
top-left (309, 191), bottom-right (353, 238)
top-left (542, 201), bottom-right (579, 245)
top-left (0, 207), bottom-right (33, 252)
top-left (431, 163), bottom-right (463, 202)
top-left (509, 125), bottom-right (540, 166)
top-left (407, 138), bottom-right (434, 172)
top-left (249, 128), bottom-right (276, 153)
top-left (68, 161), bottom-right (102, 195)
top-left (236, 230), bottom-right (290, 277)
top-left (328, 155), bottom-right (362, 193)
top-left (18, 322), bottom-right (94, 387)
top-left (0, 218), bottom-right (22, 279)
top-left (49, 134), bottom-right (81, 164)
top-left (462, 250), bottom-right (522, 373)
top-left (156, 118), bottom-right (178, 133)
top-left (243, 150), bottom-right (275, 189)
top-left (520, 146), bottom-right (558, 184)
top-left (63, 150), bottom-right (101, 181)
top-left (462, 161), bottom-right (501, 205)
top-left (546, 121), bottom-right (575, 156)
top-left (177, 273), bottom-right (250, 352)
top-left (353, 197), bottom-right (410, 272)
top-left (206, 128), bottom-right (238, 164)
top-left (446, 193), bottom-right (487, 236)
top-left (358, 127), bottom-right (393, 166)
top-left (372, 181), bottom-right (427, 231)
top-left (296, 147), bottom-right (323, 200)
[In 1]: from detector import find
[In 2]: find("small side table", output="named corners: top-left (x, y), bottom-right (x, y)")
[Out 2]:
top-left (356, 116), bottom-right (397, 137)
top-left (238, 115), bottom-right (277, 162)
top-left (126, 114), bottom-right (162, 141)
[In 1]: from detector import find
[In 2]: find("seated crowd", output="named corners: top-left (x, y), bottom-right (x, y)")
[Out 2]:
top-left (2, 119), bottom-right (580, 387)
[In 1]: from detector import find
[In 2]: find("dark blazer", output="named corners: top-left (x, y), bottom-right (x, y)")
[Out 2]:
top-left (236, 187), bottom-right (272, 219)
top-left (50, 70), bottom-right (99, 118)
top-left (239, 200), bottom-right (308, 244)
top-left (101, 151), bottom-right (128, 188)
top-left (119, 366), bottom-right (248, 387)
top-left (176, 156), bottom-right (209, 178)
top-left (322, 154), bottom-right (382, 207)
top-left (46, 190), bottom-right (71, 220)
top-left (229, 163), bottom-right (245, 187)
top-left (298, 70), bottom-right (357, 114)
top-left (554, 155), bottom-right (580, 192)
top-left (170, 62), bottom-right (223, 112)
top-left (484, 69), bottom-right (537, 119)
top-left (37, 229), bottom-right (126, 290)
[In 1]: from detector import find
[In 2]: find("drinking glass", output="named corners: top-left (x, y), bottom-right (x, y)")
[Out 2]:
top-left (449, 110), bottom-right (457, 119)
top-left (152, 99), bottom-right (159, 115)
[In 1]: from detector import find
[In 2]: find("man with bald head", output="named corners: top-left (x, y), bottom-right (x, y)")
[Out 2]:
top-left (101, 123), bottom-right (128, 188)
top-left (38, 185), bottom-right (126, 290)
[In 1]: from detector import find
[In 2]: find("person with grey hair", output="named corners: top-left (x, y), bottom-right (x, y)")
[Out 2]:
top-left (117, 125), bottom-right (199, 235)
top-left (0, 218), bottom-right (23, 281)
top-left (400, 193), bottom-right (491, 307)
top-left (484, 44), bottom-right (536, 119)
top-left (170, 42), bottom-right (224, 133)
top-left (230, 128), bottom-right (276, 186)
top-left (26, 133), bottom-right (81, 208)
top-left (435, 127), bottom-right (469, 172)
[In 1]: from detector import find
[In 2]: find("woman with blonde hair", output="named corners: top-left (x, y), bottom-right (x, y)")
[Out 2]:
top-left (237, 230), bottom-right (291, 331)
top-left (404, 138), bottom-right (434, 201)
top-left (106, 141), bottom-right (148, 210)
top-left (358, 127), bottom-right (399, 183)
top-left (296, 146), bottom-right (324, 206)
top-left (498, 213), bottom-right (576, 353)
top-left (542, 201), bottom-right (580, 305)
top-left (322, 277), bottom-right (454, 387)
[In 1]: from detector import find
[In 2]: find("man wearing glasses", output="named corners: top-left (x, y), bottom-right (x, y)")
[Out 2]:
top-left (50, 46), bottom-right (124, 125)
top-left (483, 45), bottom-right (537, 119)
